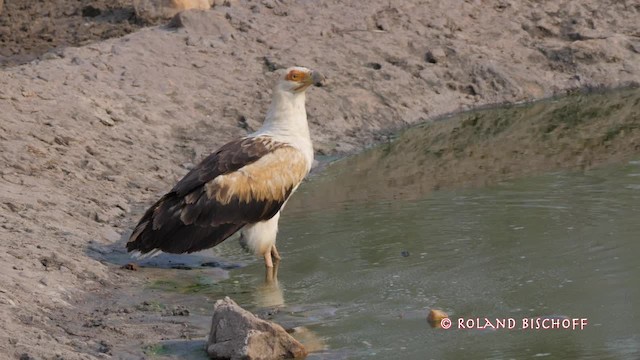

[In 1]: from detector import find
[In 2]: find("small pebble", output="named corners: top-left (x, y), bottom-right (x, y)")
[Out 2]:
top-left (121, 263), bottom-right (139, 271)
top-left (427, 309), bottom-right (449, 328)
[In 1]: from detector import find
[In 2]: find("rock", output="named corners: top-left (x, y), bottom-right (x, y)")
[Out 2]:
top-left (121, 263), bottom-right (139, 271)
top-left (40, 52), bottom-right (61, 61)
top-left (40, 255), bottom-right (64, 270)
top-left (83, 318), bottom-right (104, 328)
top-left (425, 47), bottom-right (446, 64)
top-left (163, 305), bottom-right (190, 316)
top-left (427, 309), bottom-right (449, 328)
top-left (96, 114), bottom-right (115, 127)
top-left (97, 340), bottom-right (112, 354)
top-left (207, 297), bottom-right (307, 360)
top-left (93, 211), bottom-right (110, 223)
top-left (115, 201), bottom-right (130, 213)
top-left (0, 0), bottom-right (3, 16)
top-left (366, 62), bottom-right (382, 70)
top-left (70, 56), bottom-right (85, 66)
top-left (137, 301), bottom-right (165, 312)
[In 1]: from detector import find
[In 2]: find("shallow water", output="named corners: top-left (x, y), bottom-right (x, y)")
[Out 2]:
top-left (121, 159), bottom-right (640, 359)
top-left (206, 158), bottom-right (639, 360)
top-left (122, 91), bottom-right (640, 359)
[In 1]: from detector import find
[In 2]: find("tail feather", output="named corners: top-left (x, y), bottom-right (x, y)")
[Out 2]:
top-left (126, 193), bottom-right (243, 255)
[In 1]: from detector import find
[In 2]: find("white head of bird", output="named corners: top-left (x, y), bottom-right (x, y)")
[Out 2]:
top-left (262, 66), bottom-right (325, 140)
top-left (273, 66), bottom-right (326, 95)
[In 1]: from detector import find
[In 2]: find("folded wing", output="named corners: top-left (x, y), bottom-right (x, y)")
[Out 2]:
top-left (126, 136), bottom-right (308, 254)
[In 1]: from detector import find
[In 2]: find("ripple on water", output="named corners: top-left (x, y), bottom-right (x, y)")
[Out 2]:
top-left (264, 158), bottom-right (640, 359)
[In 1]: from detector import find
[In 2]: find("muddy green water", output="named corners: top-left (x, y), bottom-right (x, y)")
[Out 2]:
top-left (138, 92), bottom-right (640, 359)
top-left (163, 160), bottom-right (639, 360)
top-left (285, 161), bottom-right (640, 359)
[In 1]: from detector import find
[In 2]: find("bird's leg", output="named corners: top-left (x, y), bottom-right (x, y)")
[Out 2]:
top-left (263, 250), bottom-right (274, 268)
top-left (263, 244), bottom-right (281, 268)
top-left (271, 244), bottom-right (281, 262)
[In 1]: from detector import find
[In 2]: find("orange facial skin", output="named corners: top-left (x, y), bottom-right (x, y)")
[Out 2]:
top-left (285, 69), bottom-right (307, 82)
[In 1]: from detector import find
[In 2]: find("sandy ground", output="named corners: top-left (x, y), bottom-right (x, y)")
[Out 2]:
top-left (0, 0), bottom-right (149, 67)
top-left (1, 0), bottom-right (640, 358)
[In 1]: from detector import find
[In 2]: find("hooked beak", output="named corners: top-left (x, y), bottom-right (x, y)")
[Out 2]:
top-left (294, 70), bottom-right (327, 92)
top-left (311, 70), bottom-right (326, 87)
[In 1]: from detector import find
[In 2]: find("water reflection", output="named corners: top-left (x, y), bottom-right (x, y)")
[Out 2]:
top-left (254, 263), bottom-right (285, 308)
top-left (223, 159), bottom-right (640, 360)
top-left (294, 88), bottom-right (640, 211)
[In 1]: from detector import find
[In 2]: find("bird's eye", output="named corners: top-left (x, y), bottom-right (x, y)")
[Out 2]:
top-left (287, 71), bottom-right (302, 81)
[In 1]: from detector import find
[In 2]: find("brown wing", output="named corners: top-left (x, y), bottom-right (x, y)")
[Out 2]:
top-left (126, 136), bottom-right (308, 254)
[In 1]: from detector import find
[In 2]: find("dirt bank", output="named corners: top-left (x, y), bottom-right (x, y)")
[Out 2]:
top-left (0, 0), bottom-right (150, 67)
top-left (1, 0), bottom-right (640, 358)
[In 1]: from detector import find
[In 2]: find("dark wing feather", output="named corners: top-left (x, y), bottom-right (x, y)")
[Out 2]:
top-left (126, 137), bottom-right (306, 255)
top-left (171, 137), bottom-right (273, 197)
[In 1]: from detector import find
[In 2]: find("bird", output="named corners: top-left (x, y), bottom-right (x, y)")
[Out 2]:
top-left (126, 66), bottom-right (325, 268)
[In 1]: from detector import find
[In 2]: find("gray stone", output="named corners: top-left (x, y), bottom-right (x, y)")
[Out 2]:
top-left (207, 297), bottom-right (306, 360)
top-left (425, 47), bottom-right (446, 64)
top-left (96, 114), bottom-right (115, 127)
